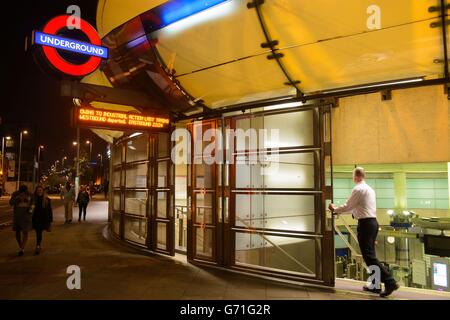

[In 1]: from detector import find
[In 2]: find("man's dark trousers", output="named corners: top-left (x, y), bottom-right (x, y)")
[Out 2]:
top-left (357, 218), bottom-right (395, 286)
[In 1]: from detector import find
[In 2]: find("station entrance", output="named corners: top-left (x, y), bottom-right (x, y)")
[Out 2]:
top-left (110, 101), bottom-right (335, 286)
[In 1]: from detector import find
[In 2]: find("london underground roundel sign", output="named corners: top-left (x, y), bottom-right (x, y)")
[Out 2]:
top-left (34, 15), bottom-right (108, 77)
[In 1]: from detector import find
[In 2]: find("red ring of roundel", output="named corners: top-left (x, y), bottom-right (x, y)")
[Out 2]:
top-left (42, 15), bottom-right (102, 76)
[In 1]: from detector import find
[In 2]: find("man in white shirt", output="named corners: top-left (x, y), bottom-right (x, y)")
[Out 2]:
top-left (329, 167), bottom-right (398, 297)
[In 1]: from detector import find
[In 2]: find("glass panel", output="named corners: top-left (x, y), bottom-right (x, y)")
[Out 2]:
top-left (194, 162), bottom-right (213, 189)
top-left (124, 216), bottom-right (147, 245)
top-left (192, 121), bottom-right (214, 158)
top-left (236, 152), bottom-right (314, 189)
top-left (157, 192), bottom-right (168, 218)
top-left (406, 178), bottom-right (450, 210)
top-left (263, 152), bottom-right (315, 189)
top-left (157, 223), bottom-right (167, 250)
top-left (264, 194), bottom-right (315, 232)
top-left (235, 232), bottom-right (263, 263)
top-left (235, 155), bottom-right (250, 188)
top-left (157, 161), bottom-right (168, 188)
top-left (112, 212), bottom-right (120, 236)
top-left (124, 191), bottom-right (147, 216)
top-left (235, 118), bottom-right (250, 151)
top-left (234, 193), bottom-right (264, 229)
top-left (262, 111), bottom-right (314, 148)
top-left (235, 193), bottom-right (315, 232)
top-left (196, 227), bottom-right (213, 258)
top-left (126, 134), bottom-right (148, 163)
top-left (113, 170), bottom-right (121, 188)
top-left (158, 133), bottom-right (170, 158)
top-left (264, 235), bottom-right (316, 275)
top-left (126, 164), bottom-right (148, 188)
top-left (235, 116), bottom-right (264, 151)
top-left (235, 232), bottom-right (316, 275)
top-left (113, 191), bottom-right (121, 211)
top-left (235, 194), bottom-right (250, 228)
top-left (235, 155), bottom-right (263, 189)
top-left (113, 144), bottom-right (122, 166)
top-left (195, 193), bottom-right (213, 224)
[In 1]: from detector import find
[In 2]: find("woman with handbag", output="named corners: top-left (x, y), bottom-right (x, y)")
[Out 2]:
top-left (32, 185), bottom-right (53, 255)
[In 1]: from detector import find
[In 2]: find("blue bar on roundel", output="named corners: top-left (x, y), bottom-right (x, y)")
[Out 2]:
top-left (34, 31), bottom-right (108, 59)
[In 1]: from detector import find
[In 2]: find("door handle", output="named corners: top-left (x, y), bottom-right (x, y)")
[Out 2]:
top-left (217, 196), bottom-right (222, 223)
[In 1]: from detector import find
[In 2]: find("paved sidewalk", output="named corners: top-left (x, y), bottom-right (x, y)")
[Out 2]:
top-left (0, 201), bottom-right (449, 300)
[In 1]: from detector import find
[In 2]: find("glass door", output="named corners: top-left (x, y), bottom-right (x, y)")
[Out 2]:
top-left (228, 105), bottom-right (335, 286)
top-left (151, 132), bottom-right (175, 255)
top-left (187, 120), bottom-right (222, 264)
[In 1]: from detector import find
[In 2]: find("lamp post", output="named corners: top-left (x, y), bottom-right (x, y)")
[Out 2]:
top-left (37, 145), bottom-right (44, 163)
top-left (37, 145), bottom-right (44, 180)
top-left (1, 136), bottom-right (11, 194)
top-left (54, 160), bottom-right (60, 169)
top-left (16, 130), bottom-right (28, 190)
top-left (97, 154), bottom-right (103, 185)
top-left (32, 145), bottom-right (44, 191)
top-left (86, 140), bottom-right (92, 162)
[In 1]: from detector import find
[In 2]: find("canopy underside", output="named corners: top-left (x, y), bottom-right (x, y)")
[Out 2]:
top-left (97, 0), bottom-right (449, 113)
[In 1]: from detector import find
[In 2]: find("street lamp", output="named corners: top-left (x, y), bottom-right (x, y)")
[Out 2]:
top-left (1, 136), bottom-right (11, 193)
top-left (37, 145), bottom-right (44, 162)
top-left (17, 130), bottom-right (28, 190)
top-left (54, 160), bottom-right (60, 170)
top-left (86, 140), bottom-right (92, 161)
top-left (62, 156), bottom-right (68, 169)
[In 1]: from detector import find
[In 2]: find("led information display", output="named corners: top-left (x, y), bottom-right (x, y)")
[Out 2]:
top-left (75, 107), bottom-right (170, 131)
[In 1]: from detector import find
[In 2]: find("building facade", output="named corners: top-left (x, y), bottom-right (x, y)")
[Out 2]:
top-left (79, 0), bottom-right (449, 290)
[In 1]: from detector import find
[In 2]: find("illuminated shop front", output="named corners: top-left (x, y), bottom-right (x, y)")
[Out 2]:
top-left (78, 0), bottom-right (450, 289)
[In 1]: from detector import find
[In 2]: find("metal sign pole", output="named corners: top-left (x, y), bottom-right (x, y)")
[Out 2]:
top-left (75, 126), bottom-right (80, 203)
top-left (17, 132), bottom-right (23, 190)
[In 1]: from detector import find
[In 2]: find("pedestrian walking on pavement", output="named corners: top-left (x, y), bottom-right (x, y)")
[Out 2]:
top-left (60, 181), bottom-right (75, 224)
top-left (9, 185), bottom-right (33, 256)
top-left (76, 185), bottom-right (90, 222)
top-left (31, 185), bottom-right (53, 255)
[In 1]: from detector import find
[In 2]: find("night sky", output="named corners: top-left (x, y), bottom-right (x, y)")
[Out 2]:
top-left (2, 0), bottom-right (106, 170)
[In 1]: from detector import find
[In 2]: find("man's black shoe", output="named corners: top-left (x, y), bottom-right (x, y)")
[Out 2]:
top-left (363, 285), bottom-right (381, 294)
top-left (380, 282), bottom-right (399, 297)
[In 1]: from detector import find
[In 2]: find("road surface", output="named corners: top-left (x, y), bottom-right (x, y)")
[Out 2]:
top-left (0, 197), bottom-right (12, 226)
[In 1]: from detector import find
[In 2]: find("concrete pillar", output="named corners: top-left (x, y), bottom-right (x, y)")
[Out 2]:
top-left (393, 172), bottom-right (407, 211)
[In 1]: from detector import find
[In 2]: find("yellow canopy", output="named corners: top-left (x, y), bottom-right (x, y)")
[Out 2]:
top-left (95, 0), bottom-right (448, 109)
